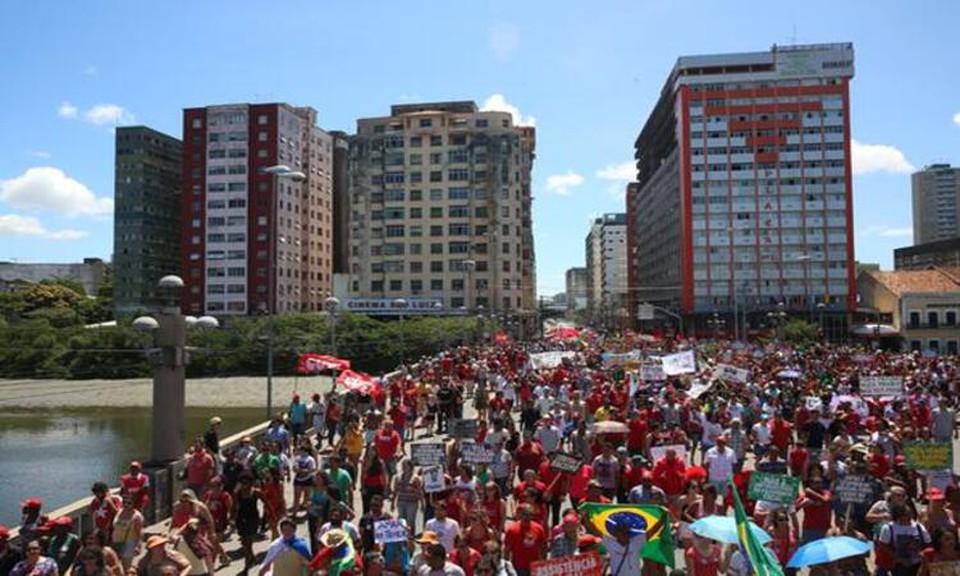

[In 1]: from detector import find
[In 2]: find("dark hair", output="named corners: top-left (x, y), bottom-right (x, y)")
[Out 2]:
top-left (425, 543), bottom-right (447, 558)
top-left (890, 504), bottom-right (910, 521)
top-left (91, 482), bottom-right (109, 493)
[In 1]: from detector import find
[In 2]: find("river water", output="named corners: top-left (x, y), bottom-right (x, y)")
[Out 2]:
top-left (0, 406), bottom-right (264, 527)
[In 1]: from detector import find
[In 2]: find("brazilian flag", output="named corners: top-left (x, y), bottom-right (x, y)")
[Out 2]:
top-left (732, 478), bottom-right (784, 576)
top-left (578, 503), bottom-right (675, 567)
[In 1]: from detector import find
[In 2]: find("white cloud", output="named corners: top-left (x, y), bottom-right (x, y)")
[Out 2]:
top-left (860, 225), bottom-right (913, 239)
top-left (84, 104), bottom-right (135, 126)
top-left (851, 139), bottom-right (915, 175)
top-left (58, 102), bottom-right (78, 119)
top-left (545, 171), bottom-right (584, 196)
top-left (0, 214), bottom-right (87, 241)
top-left (57, 102), bottom-right (135, 127)
top-left (596, 161), bottom-right (636, 182)
top-left (488, 22), bottom-right (520, 60)
top-left (480, 94), bottom-right (535, 127)
top-left (0, 167), bottom-right (113, 217)
top-left (954, 112), bottom-right (960, 127)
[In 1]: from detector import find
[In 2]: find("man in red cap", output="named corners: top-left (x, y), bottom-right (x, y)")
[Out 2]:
top-left (18, 498), bottom-right (45, 546)
top-left (120, 461), bottom-right (150, 510)
top-left (549, 512), bottom-right (581, 558)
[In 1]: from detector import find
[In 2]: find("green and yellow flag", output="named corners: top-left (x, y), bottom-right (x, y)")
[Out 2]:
top-left (578, 503), bottom-right (675, 567)
top-left (731, 480), bottom-right (784, 576)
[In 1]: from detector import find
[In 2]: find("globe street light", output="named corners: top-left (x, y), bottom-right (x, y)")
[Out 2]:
top-left (133, 275), bottom-right (219, 464)
top-left (262, 164), bottom-right (306, 419)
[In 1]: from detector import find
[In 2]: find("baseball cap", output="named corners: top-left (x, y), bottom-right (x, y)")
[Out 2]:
top-left (20, 498), bottom-right (42, 510)
top-left (146, 536), bottom-right (168, 549)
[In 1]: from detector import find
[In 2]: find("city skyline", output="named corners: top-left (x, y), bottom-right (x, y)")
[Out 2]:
top-left (1, 1), bottom-right (958, 296)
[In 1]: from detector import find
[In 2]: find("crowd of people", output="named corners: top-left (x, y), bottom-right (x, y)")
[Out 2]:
top-left (1, 331), bottom-right (959, 576)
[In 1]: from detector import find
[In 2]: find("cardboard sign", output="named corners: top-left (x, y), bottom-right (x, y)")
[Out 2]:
top-left (549, 453), bottom-right (583, 474)
top-left (374, 519), bottom-right (409, 544)
top-left (928, 562), bottom-right (960, 576)
top-left (903, 442), bottom-right (953, 471)
top-left (715, 363), bottom-right (750, 384)
top-left (531, 553), bottom-right (603, 576)
top-left (451, 419), bottom-right (479, 439)
top-left (860, 376), bottom-right (903, 397)
top-left (602, 351), bottom-right (640, 368)
top-left (410, 443), bottom-right (446, 467)
top-left (833, 474), bottom-right (876, 506)
top-left (461, 442), bottom-right (494, 464)
top-left (640, 364), bottom-right (666, 381)
top-left (662, 350), bottom-right (696, 376)
top-left (748, 472), bottom-right (801, 505)
top-left (649, 444), bottom-right (687, 463)
top-left (423, 466), bottom-right (446, 493)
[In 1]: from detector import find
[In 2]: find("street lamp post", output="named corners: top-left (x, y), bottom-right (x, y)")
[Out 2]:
top-left (133, 275), bottom-right (219, 464)
top-left (324, 296), bottom-right (341, 354)
top-left (463, 259), bottom-right (476, 313)
top-left (263, 165), bottom-right (306, 419)
top-left (767, 302), bottom-right (787, 342)
top-left (817, 301), bottom-right (827, 340)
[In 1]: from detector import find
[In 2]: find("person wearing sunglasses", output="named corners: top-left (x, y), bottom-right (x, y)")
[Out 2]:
top-left (10, 540), bottom-right (58, 576)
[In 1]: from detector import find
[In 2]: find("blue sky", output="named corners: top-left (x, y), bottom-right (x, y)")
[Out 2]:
top-left (0, 0), bottom-right (957, 296)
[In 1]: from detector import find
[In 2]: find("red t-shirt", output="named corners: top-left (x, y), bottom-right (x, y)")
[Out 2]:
top-left (186, 452), bottom-right (215, 486)
top-left (788, 448), bottom-right (809, 477)
top-left (504, 520), bottom-right (547, 570)
top-left (388, 405), bottom-right (407, 428)
top-left (799, 491), bottom-right (832, 530)
top-left (868, 453), bottom-right (890, 479)
top-left (514, 442), bottom-right (545, 476)
top-left (449, 548), bottom-right (482, 576)
top-left (374, 430), bottom-right (401, 460)
top-left (770, 420), bottom-right (792, 450)
top-left (627, 418), bottom-right (648, 451)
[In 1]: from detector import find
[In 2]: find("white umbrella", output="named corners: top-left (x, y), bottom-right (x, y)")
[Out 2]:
top-left (849, 324), bottom-right (898, 337)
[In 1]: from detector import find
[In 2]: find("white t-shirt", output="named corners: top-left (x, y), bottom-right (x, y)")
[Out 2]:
top-left (424, 517), bottom-right (461, 553)
top-left (705, 446), bottom-right (737, 482)
top-left (603, 535), bottom-right (646, 576)
top-left (752, 422), bottom-right (771, 446)
top-left (534, 426), bottom-right (561, 453)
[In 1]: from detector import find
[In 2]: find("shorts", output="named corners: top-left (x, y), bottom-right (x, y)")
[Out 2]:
top-left (292, 422), bottom-right (305, 436)
top-left (294, 477), bottom-right (314, 487)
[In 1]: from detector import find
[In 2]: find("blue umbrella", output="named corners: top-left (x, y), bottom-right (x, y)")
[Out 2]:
top-left (689, 515), bottom-right (772, 545)
top-left (787, 536), bottom-right (873, 568)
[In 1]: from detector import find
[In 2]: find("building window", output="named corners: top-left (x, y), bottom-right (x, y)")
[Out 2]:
top-left (430, 135), bottom-right (443, 146)
top-left (430, 262), bottom-right (443, 273)
top-left (908, 311), bottom-right (920, 329)
top-left (410, 136), bottom-right (422, 147)
top-left (411, 279), bottom-right (423, 292)
top-left (389, 280), bottom-right (402, 291)
top-left (429, 189), bottom-right (443, 201)
top-left (410, 189), bottom-right (423, 201)
top-left (928, 311), bottom-right (939, 328)
top-left (431, 279), bottom-right (444, 291)
top-left (947, 311), bottom-right (957, 326)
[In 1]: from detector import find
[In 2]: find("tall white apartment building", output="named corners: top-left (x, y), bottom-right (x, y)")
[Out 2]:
top-left (585, 213), bottom-right (628, 314)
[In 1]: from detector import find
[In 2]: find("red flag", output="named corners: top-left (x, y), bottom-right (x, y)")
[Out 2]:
top-left (494, 331), bottom-right (510, 345)
top-left (297, 353), bottom-right (351, 374)
top-left (335, 370), bottom-right (379, 394)
top-left (545, 326), bottom-right (580, 342)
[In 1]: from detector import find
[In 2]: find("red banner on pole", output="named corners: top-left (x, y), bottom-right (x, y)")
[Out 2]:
top-left (297, 353), bottom-right (351, 374)
top-left (335, 369), bottom-right (379, 394)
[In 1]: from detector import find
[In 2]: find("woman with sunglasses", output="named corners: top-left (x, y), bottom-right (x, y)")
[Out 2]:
top-left (10, 541), bottom-right (58, 576)
top-left (475, 541), bottom-right (516, 576)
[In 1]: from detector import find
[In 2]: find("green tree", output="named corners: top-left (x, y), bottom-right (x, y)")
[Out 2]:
top-left (782, 319), bottom-right (820, 344)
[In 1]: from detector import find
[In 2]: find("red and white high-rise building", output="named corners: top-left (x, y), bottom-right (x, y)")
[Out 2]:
top-left (180, 103), bottom-right (334, 315)
top-left (628, 43), bottom-right (855, 333)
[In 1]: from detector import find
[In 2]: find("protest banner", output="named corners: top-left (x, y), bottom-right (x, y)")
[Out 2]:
top-left (410, 443), bottom-right (446, 467)
top-left (859, 376), bottom-right (903, 397)
top-left (649, 444), bottom-right (687, 463)
top-left (549, 453), bottom-right (583, 473)
top-left (461, 442), bottom-right (494, 464)
top-left (928, 562), bottom-right (960, 576)
top-left (531, 553), bottom-right (603, 576)
top-left (374, 519), bottom-right (409, 544)
top-left (451, 419), bottom-right (479, 439)
top-left (662, 350), bottom-right (696, 376)
top-left (688, 380), bottom-right (714, 399)
top-left (602, 351), bottom-right (640, 368)
top-left (903, 442), bottom-right (953, 471)
top-left (529, 351), bottom-right (578, 370)
top-left (714, 363), bottom-right (750, 384)
top-left (833, 474), bottom-right (876, 506)
top-left (640, 364), bottom-right (666, 381)
top-left (423, 466), bottom-right (446, 493)
top-left (748, 472), bottom-right (801, 505)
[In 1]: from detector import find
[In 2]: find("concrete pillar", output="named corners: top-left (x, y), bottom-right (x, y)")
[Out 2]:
top-left (151, 306), bottom-right (187, 464)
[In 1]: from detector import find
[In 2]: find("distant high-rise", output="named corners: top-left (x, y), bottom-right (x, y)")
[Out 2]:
top-left (585, 214), bottom-right (628, 315)
top-left (565, 267), bottom-right (588, 311)
top-left (180, 103), bottom-right (334, 315)
top-left (346, 101), bottom-right (536, 315)
top-left (629, 43), bottom-right (856, 326)
top-left (113, 126), bottom-right (183, 315)
top-left (912, 164), bottom-right (960, 245)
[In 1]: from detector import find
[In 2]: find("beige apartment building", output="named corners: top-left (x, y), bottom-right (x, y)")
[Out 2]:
top-left (912, 164), bottom-right (960, 245)
top-left (344, 101), bottom-right (536, 318)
